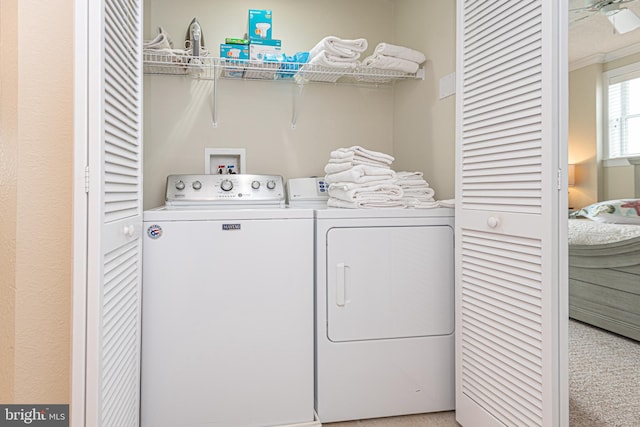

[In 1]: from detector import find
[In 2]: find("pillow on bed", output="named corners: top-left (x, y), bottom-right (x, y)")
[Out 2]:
top-left (570, 199), bottom-right (640, 224)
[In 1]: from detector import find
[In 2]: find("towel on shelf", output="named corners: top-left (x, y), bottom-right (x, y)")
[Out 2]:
top-left (328, 198), bottom-right (406, 209)
top-left (325, 165), bottom-right (397, 184)
top-left (330, 146), bottom-right (395, 166)
top-left (144, 27), bottom-right (174, 50)
top-left (308, 36), bottom-right (368, 61)
top-left (307, 50), bottom-right (361, 67)
top-left (373, 43), bottom-right (426, 64)
top-left (328, 182), bottom-right (403, 203)
top-left (362, 54), bottom-right (420, 74)
top-left (144, 26), bottom-right (198, 62)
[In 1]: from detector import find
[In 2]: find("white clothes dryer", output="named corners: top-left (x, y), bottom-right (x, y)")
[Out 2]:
top-left (141, 174), bottom-right (316, 427)
top-left (314, 207), bottom-right (455, 423)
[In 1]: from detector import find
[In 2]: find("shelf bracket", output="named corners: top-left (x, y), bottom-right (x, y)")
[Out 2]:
top-left (291, 83), bottom-right (305, 129)
top-left (212, 68), bottom-right (218, 128)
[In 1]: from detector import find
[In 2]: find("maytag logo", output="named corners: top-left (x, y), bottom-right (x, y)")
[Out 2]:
top-left (222, 224), bottom-right (241, 230)
top-left (1, 405), bottom-right (68, 426)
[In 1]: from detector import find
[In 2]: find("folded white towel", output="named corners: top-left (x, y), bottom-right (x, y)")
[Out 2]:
top-left (328, 158), bottom-right (392, 169)
top-left (395, 171), bottom-right (432, 188)
top-left (324, 159), bottom-right (355, 175)
top-left (307, 50), bottom-right (360, 68)
top-left (413, 199), bottom-right (456, 209)
top-left (324, 162), bottom-right (355, 174)
top-left (403, 188), bottom-right (435, 198)
top-left (144, 27), bottom-right (174, 50)
top-left (362, 54), bottom-right (420, 74)
top-left (325, 165), bottom-right (397, 184)
top-left (396, 179), bottom-right (430, 188)
top-left (328, 182), bottom-right (403, 203)
top-left (373, 43), bottom-right (426, 64)
top-left (328, 198), bottom-right (406, 209)
top-left (396, 171), bottom-right (424, 179)
top-left (330, 146), bottom-right (395, 165)
top-left (309, 36), bottom-right (368, 61)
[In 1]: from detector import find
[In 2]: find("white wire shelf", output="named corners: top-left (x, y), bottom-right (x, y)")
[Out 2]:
top-left (143, 52), bottom-right (424, 128)
top-left (143, 53), bottom-right (424, 84)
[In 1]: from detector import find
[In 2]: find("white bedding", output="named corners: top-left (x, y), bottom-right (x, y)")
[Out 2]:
top-left (568, 218), bottom-right (640, 246)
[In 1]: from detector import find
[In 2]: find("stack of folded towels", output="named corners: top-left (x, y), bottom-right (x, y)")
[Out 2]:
top-left (307, 36), bottom-right (368, 69)
top-left (144, 27), bottom-right (184, 56)
top-left (362, 42), bottom-right (426, 74)
top-left (324, 146), bottom-right (404, 209)
top-left (393, 172), bottom-right (455, 208)
top-left (395, 171), bottom-right (435, 206)
top-left (323, 146), bottom-right (456, 209)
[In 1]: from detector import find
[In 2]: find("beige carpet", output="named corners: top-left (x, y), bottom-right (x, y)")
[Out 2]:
top-left (569, 319), bottom-right (640, 426)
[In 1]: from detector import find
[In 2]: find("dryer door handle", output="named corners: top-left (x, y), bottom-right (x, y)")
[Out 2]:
top-left (336, 263), bottom-right (347, 307)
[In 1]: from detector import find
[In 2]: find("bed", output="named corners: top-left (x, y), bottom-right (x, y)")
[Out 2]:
top-left (568, 217), bottom-right (640, 341)
top-left (568, 159), bottom-right (640, 341)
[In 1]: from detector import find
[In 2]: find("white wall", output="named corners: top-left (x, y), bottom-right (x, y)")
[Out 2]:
top-left (569, 57), bottom-right (640, 208)
top-left (568, 63), bottom-right (601, 209)
top-left (143, 0), bottom-right (457, 208)
top-left (0, 0), bottom-right (73, 404)
top-left (392, 0), bottom-right (456, 201)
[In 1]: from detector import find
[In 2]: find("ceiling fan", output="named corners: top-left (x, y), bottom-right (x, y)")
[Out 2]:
top-left (570, 0), bottom-right (640, 34)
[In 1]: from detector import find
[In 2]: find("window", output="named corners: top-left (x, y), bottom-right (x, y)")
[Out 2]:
top-left (605, 64), bottom-right (640, 159)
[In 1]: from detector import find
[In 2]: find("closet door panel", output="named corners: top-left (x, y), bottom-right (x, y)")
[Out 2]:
top-left (455, 1), bottom-right (568, 426)
top-left (84, 0), bottom-right (144, 425)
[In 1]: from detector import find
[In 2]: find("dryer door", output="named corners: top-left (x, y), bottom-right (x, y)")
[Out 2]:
top-left (326, 225), bottom-right (454, 342)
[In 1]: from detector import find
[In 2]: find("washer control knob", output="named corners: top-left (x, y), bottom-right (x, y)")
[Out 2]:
top-left (175, 180), bottom-right (185, 190)
top-left (220, 179), bottom-right (233, 192)
top-left (192, 180), bottom-right (202, 190)
top-left (266, 180), bottom-right (276, 190)
top-left (251, 180), bottom-right (261, 190)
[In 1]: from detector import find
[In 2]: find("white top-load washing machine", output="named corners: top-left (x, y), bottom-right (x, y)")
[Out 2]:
top-left (314, 207), bottom-right (455, 423)
top-left (141, 174), bottom-right (316, 427)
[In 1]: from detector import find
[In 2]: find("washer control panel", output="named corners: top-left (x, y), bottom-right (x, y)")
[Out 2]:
top-left (165, 174), bottom-right (285, 206)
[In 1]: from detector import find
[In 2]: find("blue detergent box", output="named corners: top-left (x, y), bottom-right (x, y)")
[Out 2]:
top-left (248, 9), bottom-right (273, 41)
top-left (219, 44), bottom-right (249, 77)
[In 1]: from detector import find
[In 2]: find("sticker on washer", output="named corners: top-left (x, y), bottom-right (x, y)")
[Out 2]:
top-left (147, 224), bottom-right (163, 239)
top-left (222, 224), bottom-right (241, 230)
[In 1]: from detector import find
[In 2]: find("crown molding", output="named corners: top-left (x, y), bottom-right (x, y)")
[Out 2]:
top-left (570, 41), bottom-right (640, 72)
top-left (569, 53), bottom-right (606, 71)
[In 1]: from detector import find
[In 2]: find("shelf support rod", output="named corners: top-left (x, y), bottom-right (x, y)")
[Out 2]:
top-left (291, 83), bottom-right (305, 129)
top-left (212, 64), bottom-right (218, 128)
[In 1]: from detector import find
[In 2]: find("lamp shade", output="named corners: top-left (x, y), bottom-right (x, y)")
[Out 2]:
top-left (568, 164), bottom-right (575, 187)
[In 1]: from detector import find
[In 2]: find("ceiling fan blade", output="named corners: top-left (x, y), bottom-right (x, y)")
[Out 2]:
top-left (607, 7), bottom-right (640, 34)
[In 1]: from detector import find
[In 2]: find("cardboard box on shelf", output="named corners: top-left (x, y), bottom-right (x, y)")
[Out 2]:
top-left (248, 9), bottom-right (273, 41)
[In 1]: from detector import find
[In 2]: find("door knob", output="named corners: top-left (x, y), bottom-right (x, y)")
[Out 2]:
top-left (487, 217), bottom-right (500, 228)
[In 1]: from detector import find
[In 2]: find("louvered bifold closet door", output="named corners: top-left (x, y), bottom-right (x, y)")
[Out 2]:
top-left (85, 0), bottom-right (143, 426)
top-left (455, 1), bottom-right (567, 426)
